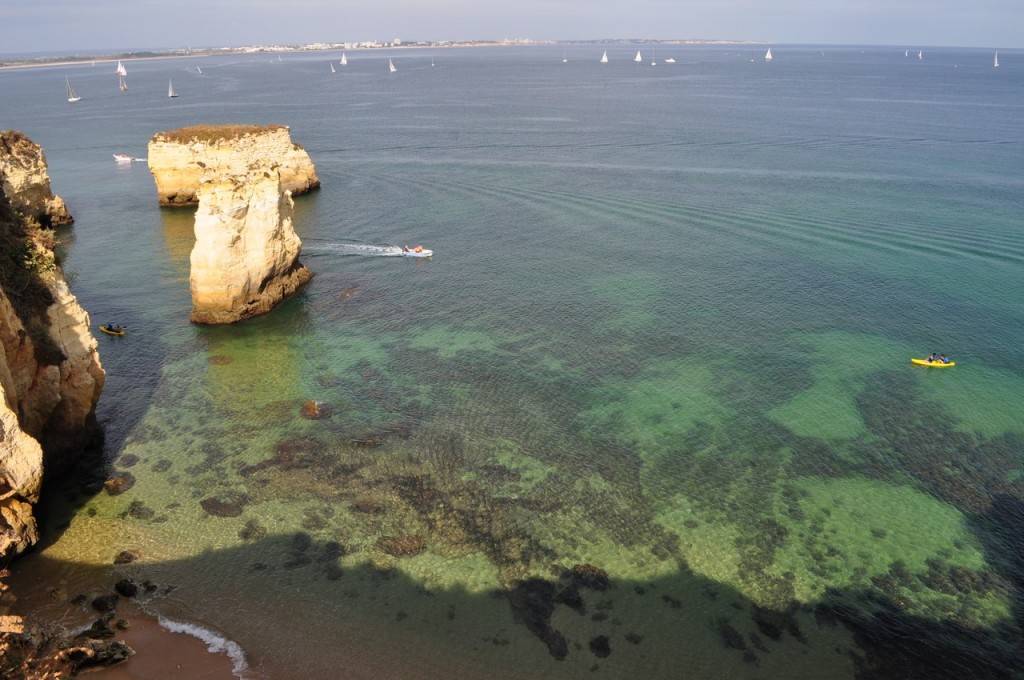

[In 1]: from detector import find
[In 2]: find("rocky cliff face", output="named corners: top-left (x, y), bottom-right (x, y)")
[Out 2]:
top-left (147, 125), bottom-right (320, 207)
top-left (0, 130), bottom-right (73, 227)
top-left (190, 165), bottom-right (313, 324)
top-left (0, 136), bottom-right (103, 561)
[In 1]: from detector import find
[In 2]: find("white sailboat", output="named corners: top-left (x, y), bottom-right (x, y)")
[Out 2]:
top-left (115, 60), bottom-right (127, 76)
top-left (918, 50), bottom-right (923, 60)
top-left (167, 79), bottom-right (178, 97)
top-left (388, 58), bottom-right (397, 73)
top-left (330, 62), bottom-right (336, 73)
top-left (340, 53), bottom-right (347, 66)
top-left (65, 76), bottom-right (81, 103)
top-left (196, 66), bottom-right (203, 75)
top-left (765, 48), bottom-right (773, 61)
top-left (994, 51), bottom-right (999, 68)
top-left (905, 49), bottom-right (909, 57)
top-left (664, 57), bottom-right (676, 64)
top-left (634, 50), bottom-right (642, 63)
top-left (562, 51), bottom-right (567, 63)
top-left (600, 50), bottom-right (608, 64)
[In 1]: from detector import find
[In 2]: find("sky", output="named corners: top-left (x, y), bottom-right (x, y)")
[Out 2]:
top-left (0, 0), bottom-right (1019, 56)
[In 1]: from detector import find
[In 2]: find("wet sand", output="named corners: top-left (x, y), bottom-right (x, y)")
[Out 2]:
top-left (83, 601), bottom-right (238, 680)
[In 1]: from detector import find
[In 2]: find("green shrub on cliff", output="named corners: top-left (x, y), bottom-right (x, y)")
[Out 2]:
top-left (0, 193), bottom-right (66, 366)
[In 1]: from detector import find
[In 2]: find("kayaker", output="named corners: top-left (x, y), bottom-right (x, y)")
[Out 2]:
top-left (939, 354), bottom-right (951, 364)
top-left (927, 353), bottom-right (937, 363)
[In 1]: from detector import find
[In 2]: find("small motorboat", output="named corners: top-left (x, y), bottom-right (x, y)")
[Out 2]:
top-left (402, 246), bottom-right (433, 258)
top-left (113, 153), bottom-right (135, 163)
top-left (99, 324), bottom-right (126, 336)
top-left (911, 357), bottom-right (955, 367)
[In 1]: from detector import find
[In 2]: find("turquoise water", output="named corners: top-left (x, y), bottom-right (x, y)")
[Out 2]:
top-left (3, 44), bottom-right (1024, 678)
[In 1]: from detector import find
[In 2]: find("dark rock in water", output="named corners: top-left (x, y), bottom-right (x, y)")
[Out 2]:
top-left (569, 563), bottom-right (611, 591)
top-left (113, 550), bottom-right (139, 565)
top-left (555, 584), bottom-right (586, 614)
top-left (200, 495), bottom-right (247, 517)
top-left (63, 639), bottom-right (135, 668)
top-left (506, 578), bottom-right (567, 660)
top-left (115, 618), bottom-right (130, 630)
top-left (718, 619), bottom-right (747, 650)
top-left (118, 454), bottom-right (140, 468)
top-left (114, 579), bottom-right (138, 598)
top-left (589, 635), bottom-right (611, 658)
top-left (239, 519), bottom-right (267, 541)
top-left (103, 472), bottom-right (136, 495)
top-left (625, 632), bottom-right (643, 645)
top-left (126, 500), bottom-right (155, 520)
top-left (90, 594), bottom-right (118, 613)
top-left (377, 534), bottom-right (427, 557)
top-left (77, 617), bottom-right (115, 640)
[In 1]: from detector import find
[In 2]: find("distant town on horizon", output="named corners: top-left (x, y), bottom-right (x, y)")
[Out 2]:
top-left (0, 37), bottom-right (838, 67)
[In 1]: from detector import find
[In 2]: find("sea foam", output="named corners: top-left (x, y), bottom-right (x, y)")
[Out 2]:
top-left (157, 615), bottom-right (249, 677)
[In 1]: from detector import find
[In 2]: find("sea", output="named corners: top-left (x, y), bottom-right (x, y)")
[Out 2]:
top-left (2, 43), bottom-right (1023, 679)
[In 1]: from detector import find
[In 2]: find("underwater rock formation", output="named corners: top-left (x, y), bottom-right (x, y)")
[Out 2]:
top-left (146, 124), bottom-right (320, 207)
top-left (189, 164), bottom-right (312, 324)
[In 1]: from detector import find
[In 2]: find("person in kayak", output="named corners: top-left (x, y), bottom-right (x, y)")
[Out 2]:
top-left (926, 352), bottom-right (937, 363)
top-left (939, 354), bottom-right (951, 363)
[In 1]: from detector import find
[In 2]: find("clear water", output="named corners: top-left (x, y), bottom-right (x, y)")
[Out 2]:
top-left (3, 44), bottom-right (1024, 678)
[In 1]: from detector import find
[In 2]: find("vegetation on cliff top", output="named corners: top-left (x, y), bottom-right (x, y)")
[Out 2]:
top-left (153, 124), bottom-right (290, 145)
top-left (0, 192), bottom-right (65, 366)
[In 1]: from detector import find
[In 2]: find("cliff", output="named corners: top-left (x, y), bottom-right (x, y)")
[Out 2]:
top-left (0, 139), bottom-right (103, 561)
top-left (189, 165), bottom-right (313, 324)
top-left (147, 125), bottom-right (320, 207)
top-left (0, 131), bottom-right (73, 227)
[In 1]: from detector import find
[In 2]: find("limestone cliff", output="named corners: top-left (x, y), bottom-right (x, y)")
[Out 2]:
top-left (147, 124), bottom-right (320, 207)
top-left (0, 145), bottom-right (104, 560)
top-left (0, 130), bottom-right (73, 227)
top-left (189, 165), bottom-right (313, 324)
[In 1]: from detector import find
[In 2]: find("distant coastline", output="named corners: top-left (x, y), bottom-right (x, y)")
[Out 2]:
top-left (0, 39), bottom-right (761, 71)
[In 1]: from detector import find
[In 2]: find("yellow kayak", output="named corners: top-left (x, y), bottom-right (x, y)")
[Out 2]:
top-left (99, 325), bottom-right (125, 336)
top-left (911, 358), bottom-right (954, 367)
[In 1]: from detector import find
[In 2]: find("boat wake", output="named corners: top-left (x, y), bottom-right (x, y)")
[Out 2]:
top-left (303, 241), bottom-right (404, 257)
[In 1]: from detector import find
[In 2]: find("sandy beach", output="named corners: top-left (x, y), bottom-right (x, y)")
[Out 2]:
top-left (83, 600), bottom-right (240, 680)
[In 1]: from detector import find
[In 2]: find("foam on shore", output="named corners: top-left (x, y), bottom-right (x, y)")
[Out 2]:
top-left (156, 614), bottom-right (249, 678)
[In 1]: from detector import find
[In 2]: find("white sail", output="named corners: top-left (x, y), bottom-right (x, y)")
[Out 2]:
top-left (115, 60), bottom-right (127, 76)
top-left (905, 49), bottom-right (909, 57)
top-left (918, 50), bottom-right (923, 60)
top-left (330, 62), bottom-right (336, 73)
top-left (600, 50), bottom-right (608, 64)
top-left (340, 53), bottom-right (347, 66)
top-left (765, 48), bottom-right (773, 61)
top-left (196, 66), bottom-right (202, 75)
top-left (634, 50), bottom-right (642, 63)
top-left (994, 51), bottom-right (999, 68)
top-left (562, 51), bottom-right (567, 63)
top-left (168, 79), bottom-right (178, 97)
top-left (388, 58), bottom-right (397, 73)
top-left (65, 76), bottom-right (81, 103)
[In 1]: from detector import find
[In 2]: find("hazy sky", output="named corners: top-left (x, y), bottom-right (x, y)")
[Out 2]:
top-left (0, 0), bottom-right (1018, 55)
